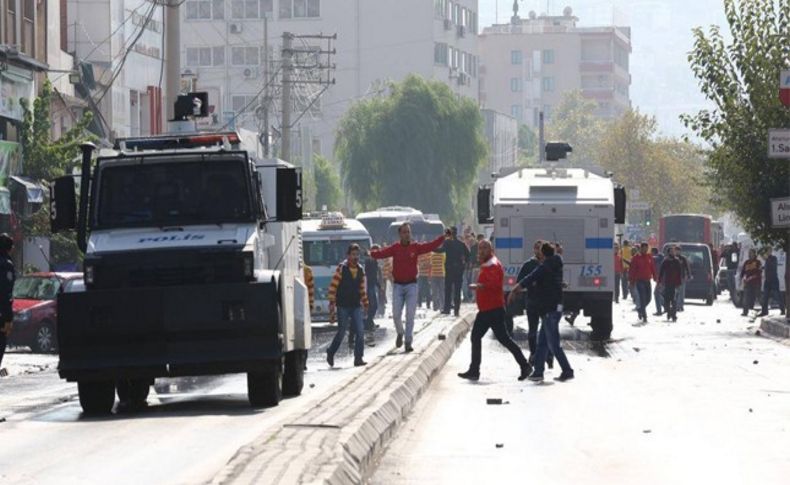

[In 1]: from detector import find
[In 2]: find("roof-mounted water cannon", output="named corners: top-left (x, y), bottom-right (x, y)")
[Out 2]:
top-left (545, 142), bottom-right (573, 162)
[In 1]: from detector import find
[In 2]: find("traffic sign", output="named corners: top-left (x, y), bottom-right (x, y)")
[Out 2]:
top-left (771, 197), bottom-right (790, 228)
top-left (629, 201), bottom-right (650, 211)
top-left (781, 70), bottom-right (790, 107)
top-left (768, 129), bottom-right (790, 159)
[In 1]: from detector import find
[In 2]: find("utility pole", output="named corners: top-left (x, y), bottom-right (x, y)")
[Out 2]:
top-left (261, 14), bottom-right (270, 157)
top-left (538, 110), bottom-right (545, 163)
top-left (164, 1), bottom-right (181, 123)
top-left (281, 32), bottom-right (294, 162)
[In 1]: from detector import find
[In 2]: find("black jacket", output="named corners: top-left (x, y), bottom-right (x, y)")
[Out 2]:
top-left (516, 257), bottom-right (541, 309)
top-left (437, 238), bottom-right (469, 273)
top-left (518, 255), bottom-right (564, 315)
top-left (364, 257), bottom-right (380, 291)
top-left (0, 254), bottom-right (15, 322)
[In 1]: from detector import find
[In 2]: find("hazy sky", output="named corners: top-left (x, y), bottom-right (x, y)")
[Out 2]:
top-left (478, 0), bottom-right (729, 137)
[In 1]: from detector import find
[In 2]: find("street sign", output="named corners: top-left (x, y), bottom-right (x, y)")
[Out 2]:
top-left (781, 70), bottom-right (790, 107)
top-left (629, 201), bottom-right (650, 211)
top-left (771, 197), bottom-right (790, 228)
top-left (768, 129), bottom-right (790, 159)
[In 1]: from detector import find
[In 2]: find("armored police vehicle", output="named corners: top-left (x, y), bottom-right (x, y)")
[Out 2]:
top-left (478, 155), bottom-right (626, 340)
top-left (49, 132), bottom-right (309, 414)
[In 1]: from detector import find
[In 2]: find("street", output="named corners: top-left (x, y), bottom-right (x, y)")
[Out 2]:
top-left (373, 298), bottom-right (790, 485)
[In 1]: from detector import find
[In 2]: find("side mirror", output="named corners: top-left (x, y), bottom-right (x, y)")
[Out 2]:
top-left (50, 176), bottom-right (77, 232)
top-left (477, 186), bottom-right (493, 224)
top-left (614, 185), bottom-right (626, 224)
top-left (276, 167), bottom-right (303, 222)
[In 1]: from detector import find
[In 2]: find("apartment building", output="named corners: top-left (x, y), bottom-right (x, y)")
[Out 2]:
top-left (479, 7), bottom-right (631, 130)
top-left (479, 108), bottom-right (517, 185)
top-left (180, 0), bottom-right (479, 164)
top-left (67, 0), bottom-right (165, 138)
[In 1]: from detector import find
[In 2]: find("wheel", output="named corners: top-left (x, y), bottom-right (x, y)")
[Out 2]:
top-left (32, 322), bottom-right (57, 353)
top-left (590, 303), bottom-right (613, 341)
top-left (282, 350), bottom-right (306, 397)
top-left (78, 381), bottom-right (115, 415)
top-left (732, 291), bottom-right (743, 309)
top-left (248, 363), bottom-right (282, 408)
top-left (705, 290), bottom-right (714, 306)
top-left (116, 379), bottom-right (151, 409)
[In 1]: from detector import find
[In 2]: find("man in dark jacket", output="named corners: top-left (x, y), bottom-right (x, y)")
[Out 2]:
top-left (659, 246), bottom-right (683, 322)
top-left (510, 243), bottom-right (574, 383)
top-left (512, 240), bottom-right (552, 367)
top-left (327, 244), bottom-right (369, 367)
top-left (0, 234), bottom-right (15, 371)
top-left (652, 247), bottom-right (665, 316)
top-left (436, 227), bottom-right (469, 317)
top-left (739, 248), bottom-right (762, 317)
top-left (759, 247), bottom-right (785, 317)
top-left (363, 246), bottom-right (381, 330)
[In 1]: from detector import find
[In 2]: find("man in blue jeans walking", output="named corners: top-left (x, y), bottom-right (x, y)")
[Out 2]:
top-left (327, 244), bottom-right (369, 367)
top-left (510, 242), bottom-right (574, 382)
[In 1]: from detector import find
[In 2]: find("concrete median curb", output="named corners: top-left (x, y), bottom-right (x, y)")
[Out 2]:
top-left (212, 312), bottom-right (474, 485)
top-left (759, 316), bottom-right (790, 340)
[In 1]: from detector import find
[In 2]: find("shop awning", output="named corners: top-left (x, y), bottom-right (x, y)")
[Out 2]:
top-left (9, 176), bottom-right (45, 204)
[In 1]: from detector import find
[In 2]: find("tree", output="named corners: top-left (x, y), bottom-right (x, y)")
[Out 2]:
top-left (545, 90), bottom-right (607, 168)
top-left (517, 123), bottom-right (538, 165)
top-left (313, 155), bottom-right (342, 211)
top-left (19, 79), bottom-right (94, 267)
top-left (683, 0), bottom-right (790, 250)
top-left (336, 75), bottom-right (487, 222)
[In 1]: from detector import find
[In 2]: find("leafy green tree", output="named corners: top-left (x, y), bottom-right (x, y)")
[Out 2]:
top-left (517, 123), bottom-right (538, 165)
top-left (683, 0), bottom-right (790, 250)
top-left (546, 90), bottom-right (607, 168)
top-left (313, 155), bottom-right (342, 211)
top-left (336, 75), bottom-right (487, 222)
top-left (19, 79), bottom-right (94, 267)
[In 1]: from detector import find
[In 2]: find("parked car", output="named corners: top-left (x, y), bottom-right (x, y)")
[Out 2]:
top-left (8, 272), bottom-right (83, 353)
top-left (664, 243), bottom-right (716, 305)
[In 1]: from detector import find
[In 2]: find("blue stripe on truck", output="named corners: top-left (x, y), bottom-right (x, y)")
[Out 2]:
top-left (495, 237), bottom-right (524, 249)
top-left (585, 238), bottom-right (614, 249)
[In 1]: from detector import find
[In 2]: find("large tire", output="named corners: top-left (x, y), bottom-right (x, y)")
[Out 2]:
top-left (282, 350), bottom-right (306, 397)
top-left (590, 303), bottom-right (613, 341)
top-left (733, 291), bottom-right (743, 309)
top-left (248, 364), bottom-right (282, 408)
top-left (116, 379), bottom-right (151, 408)
top-left (78, 381), bottom-right (115, 415)
top-left (32, 321), bottom-right (57, 353)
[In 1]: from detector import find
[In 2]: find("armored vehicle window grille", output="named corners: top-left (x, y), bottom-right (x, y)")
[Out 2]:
top-left (521, 218), bottom-right (585, 264)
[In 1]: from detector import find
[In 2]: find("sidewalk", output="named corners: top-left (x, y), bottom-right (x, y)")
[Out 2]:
top-left (759, 314), bottom-right (790, 340)
top-left (211, 311), bottom-right (474, 485)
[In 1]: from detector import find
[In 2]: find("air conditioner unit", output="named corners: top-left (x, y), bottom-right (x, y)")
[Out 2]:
top-left (229, 23), bottom-right (243, 34)
top-left (243, 67), bottom-right (259, 79)
top-left (443, 19), bottom-right (453, 30)
top-left (457, 25), bottom-right (466, 37)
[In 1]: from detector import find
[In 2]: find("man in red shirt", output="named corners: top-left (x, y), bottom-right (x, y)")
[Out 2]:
top-left (370, 222), bottom-right (445, 352)
top-left (629, 242), bottom-right (657, 323)
top-left (458, 240), bottom-right (531, 381)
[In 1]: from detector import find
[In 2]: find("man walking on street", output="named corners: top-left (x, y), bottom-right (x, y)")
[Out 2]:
top-left (429, 250), bottom-right (445, 311)
top-left (371, 223), bottom-right (445, 352)
top-left (327, 244), bottom-right (370, 367)
top-left (652, 247), bottom-right (665, 316)
top-left (659, 246), bottom-right (683, 322)
top-left (458, 240), bottom-right (531, 382)
top-left (740, 248), bottom-right (762, 316)
top-left (363, 246), bottom-right (381, 331)
top-left (614, 243), bottom-right (623, 303)
top-left (676, 247), bottom-right (692, 312)
top-left (759, 247), bottom-right (786, 317)
top-left (511, 242), bottom-right (575, 383)
top-left (630, 242), bottom-right (657, 323)
top-left (621, 241), bottom-right (632, 300)
top-left (437, 227), bottom-right (469, 317)
top-left (0, 234), bottom-right (15, 373)
top-left (512, 240), bottom-right (552, 368)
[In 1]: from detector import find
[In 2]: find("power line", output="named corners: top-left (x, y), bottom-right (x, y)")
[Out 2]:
top-left (217, 65), bottom-right (283, 131)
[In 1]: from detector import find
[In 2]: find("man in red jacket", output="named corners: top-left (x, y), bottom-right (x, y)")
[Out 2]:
top-left (629, 242), bottom-right (657, 323)
top-left (370, 222), bottom-right (445, 352)
top-left (458, 240), bottom-right (531, 381)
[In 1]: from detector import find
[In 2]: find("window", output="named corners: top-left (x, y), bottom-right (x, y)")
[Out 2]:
top-left (186, 47), bottom-right (217, 67)
top-left (212, 0), bottom-right (224, 19)
top-left (542, 49), bottom-right (555, 64)
top-left (280, 0), bottom-right (319, 18)
top-left (244, 0), bottom-right (258, 18)
top-left (229, 0), bottom-right (271, 18)
top-left (213, 46), bottom-right (225, 66)
top-left (261, 0), bottom-right (273, 14)
top-left (511, 50), bottom-right (522, 65)
top-left (542, 76), bottom-right (555, 92)
top-left (510, 77), bottom-right (522, 92)
top-left (434, 42), bottom-right (448, 66)
top-left (231, 46), bottom-right (259, 66)
top-left (543, 104), bottom-right (553, 121)
top-left (511, 105), bottom-right (523, 121)
top-left (434, 0), bottom-right (446, 19)
top-left (232, 95), bottom-right (258, 112)
top-left (186, 0), bottom-right (214, 20)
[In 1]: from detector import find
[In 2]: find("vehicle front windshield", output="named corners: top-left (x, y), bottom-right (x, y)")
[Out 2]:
top-left (96, 158), bottom-right (254, 229)
top-left (13, 277), bottom-right (61, 300)
top-left (304, 239), bottom-right (371, 267)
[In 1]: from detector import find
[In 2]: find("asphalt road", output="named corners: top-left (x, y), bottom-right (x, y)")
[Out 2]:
top-left (0, 306), bottom-right (442, 485)
top-left (372, 297), bottom-right (790, 485)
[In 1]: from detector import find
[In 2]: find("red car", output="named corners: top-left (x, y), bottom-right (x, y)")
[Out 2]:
top-left (9, 272), bottom-right (83, 353)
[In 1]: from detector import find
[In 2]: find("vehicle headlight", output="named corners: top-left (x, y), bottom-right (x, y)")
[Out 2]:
top-left (14, 310), bottom-right (31, 323)
top-left (242, 252), bottom-right (254, 279)
top-left (84, 264), bottom-right (95, 285)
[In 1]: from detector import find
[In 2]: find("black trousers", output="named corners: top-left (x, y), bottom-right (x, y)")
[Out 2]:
top-left (0, 331), bottom-right (6, 369)
top-left (664, 285), bottom-right (678, 319)
top-left (743, 285), bottom-right (759, 314)
top-left (762, 281), bottom-right (785, 314)
top-left (444, 269), bottom-right (463, 314)
top-left (469, 307), bottom-right (528, 373)
top-left (527, 307), bottom-right (553, 365)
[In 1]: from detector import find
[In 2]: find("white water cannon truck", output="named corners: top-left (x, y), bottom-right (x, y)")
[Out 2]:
top-left (478, 143), bottom-right (626, 340)
top-left (49, 131), bottom-right (310, 414)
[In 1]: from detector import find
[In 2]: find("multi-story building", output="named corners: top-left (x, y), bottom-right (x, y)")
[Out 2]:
top-left (479, 7), bottom-right (631, 130)
top-left (479, 108), bottom-right (517, 185)
top-left (179, 0), bottom-right (480, 164)
top-left (67, 0), bottom-right (165, 138)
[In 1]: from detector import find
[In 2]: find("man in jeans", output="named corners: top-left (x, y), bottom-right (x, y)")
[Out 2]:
top-left (659, 245), bottom-right (683, 322)
top-left (740, 248), bottom-right (762, 316)
top-left (652, 247), bottom-right (665, 316)
top-left (511, 242), bottom-right (574, 383)
top-left (371, 223), bottom-right (445, 352)
top-left (437, 227), bottom-right (469, 316)
top-left (327, 244), bottom-right (369, 367)
top-left (629, 242), bottom-right (657, 323)
top-left (759, 247), bottom-right (785, 317)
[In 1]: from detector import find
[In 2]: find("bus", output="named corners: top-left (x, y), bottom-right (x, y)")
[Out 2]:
top-left (356, 206), bottom-right (422, 245)
top-left (385, 214), bottom-right (445, 243)
top-left (302, 213), bottom-right (372, 321)
top-left (659, 214), bottom-right (713, 247)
